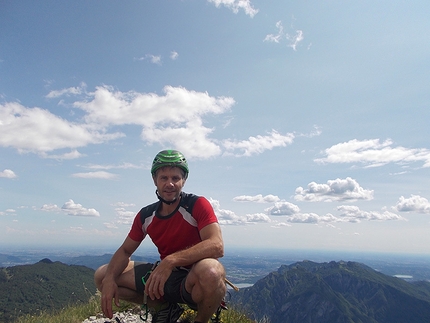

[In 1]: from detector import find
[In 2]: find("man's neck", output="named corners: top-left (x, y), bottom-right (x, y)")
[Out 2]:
top-left (158, 197), bottom-right (180, 216)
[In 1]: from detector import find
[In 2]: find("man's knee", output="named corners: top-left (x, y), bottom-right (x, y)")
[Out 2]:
top-left (94, 264), bottom-right (108, 289)
top-left (192, 259), bottom-right (225, 287)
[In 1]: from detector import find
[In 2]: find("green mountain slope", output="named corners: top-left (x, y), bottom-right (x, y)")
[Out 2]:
top-left (232, 260), bottom-right (430, 323)
top-left (0, 259), bottom-right (96, 323)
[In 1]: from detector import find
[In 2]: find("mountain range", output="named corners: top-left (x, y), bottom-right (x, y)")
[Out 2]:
top-left (231, 260), bottom-right (430, 323)
top-left (3, 256), bottom-right (430, 323)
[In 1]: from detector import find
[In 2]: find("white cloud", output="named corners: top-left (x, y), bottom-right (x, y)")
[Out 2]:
top-left (0, 102), bottom-right (123, 154)
top-left (141, 119), bottom-right (222, 159)
top-left (115, 207), bottom-right (136, 225)
top-left (294, 177), bottom-right (374, 202)
top-left (104, 222), bottom-right (118, 229)
top-left (208, 0), bottom-right (259, 17)
top-left (170, 51), bottom-right (179, 60)
top-left (209, 198), bottom-right (270, 225)
top-left (337, 205), bottom-right (404, 222)
top-left (287, 30), bottom-right (304, 51)
top-left (45, 82), bottom-right (86, 98)
top-left (394, 195), bottom-right (430, 214)
top-left (0, 169), bottom-right (17, 178)
top-left (315, 139), bottom-right (430, 168)
top-left (284, 212), bottom-right (339, 224)
top-left (223, 130), bottom-right (294, 157)
top-left (264, 20), bottom-right (304, 51)
top-left (2, 85), bottom-right (298, 160)
top-left (61, 199), bottom-right (100, 217)
top-left (41, 204), bottom-right (61, 212)
top-left (112, 202), bottom-right (136, 208)
top-left (136, 54), bottom-right (162, 65)
top-left (84, 162), bottom-right (142, 170)
top-left (245, 213), bottom-right (271, 223)
top-left (264, 21), bottom-right (283, 43)
top-left (233, 194), bottom-right (280, 203)
top-left (42, 150), bottom-right (85, 160)
top-left (265, 201), bottom-right (300, 216)
top-left (75, 85), bottom-right (234, 159)
top-left (71, 171), bottom-right (119, 179)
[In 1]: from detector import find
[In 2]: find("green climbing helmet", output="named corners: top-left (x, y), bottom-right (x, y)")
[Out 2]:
top-left (151, 149), bottom-right (189, 179)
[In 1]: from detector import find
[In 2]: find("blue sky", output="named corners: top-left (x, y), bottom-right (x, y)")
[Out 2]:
top-left (1, 0), bottom-right (430, 255)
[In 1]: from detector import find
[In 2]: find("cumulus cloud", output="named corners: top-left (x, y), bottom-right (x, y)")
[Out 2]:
top-left (2, 84), bottom-right (299, 160)
top-left (223, 130), bottom-right (294, 157)
top-left (233, 194), bottom-right (280, 203)
top-left (0, 102), bottom-right (123, 155)
top-left (71, 171), bottom-right (119, 179)
top-left (208, 0), bottom-right (259, 17)
top-left (209, 198), bottom-right (271, 225)
top-left (315, 139), bottom-right (430, 168)
top-left (74, 85), bottom-right (235, 159)
top-left (394, 195), bottom-right (430, 214)
top-left (337, 205), bottom-right (404, 222)
top-left (294, 177), bottom-right (374, 202)
top-left (115, 207), bottom-right (136, 225)
top-left (0, 169), bottom-right (17, 178)
top-left (41, 204), bottom-right (61, 212)
top-left (284, 212), bottom-right (339, 224)
top-left (265, 201), bottom-right (300, 216)
top-left (61, 199), bottom-right (100, 217)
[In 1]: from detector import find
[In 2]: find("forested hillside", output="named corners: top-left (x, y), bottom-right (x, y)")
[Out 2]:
top-left (0, 259), bottom-right (96, 323)
top-left (231, 260), bottom-right (430, 323)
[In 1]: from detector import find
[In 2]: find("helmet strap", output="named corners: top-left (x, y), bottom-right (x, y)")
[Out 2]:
top-left (155, 190), bottom-right (179, 205)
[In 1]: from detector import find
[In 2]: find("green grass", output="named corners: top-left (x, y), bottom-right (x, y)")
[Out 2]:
top-left (13, 292), bottom-right (132, 323)
top-left (13, 292), bottom-right (265, 323)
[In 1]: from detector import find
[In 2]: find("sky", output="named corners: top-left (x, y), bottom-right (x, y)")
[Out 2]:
top-left (1, 0), bottom-right (430, 256)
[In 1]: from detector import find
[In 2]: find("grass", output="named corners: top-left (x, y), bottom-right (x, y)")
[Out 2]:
top-left (13, 292), bottom-right (267, 323)
top-left (13, 291), bottom-right (131, 323)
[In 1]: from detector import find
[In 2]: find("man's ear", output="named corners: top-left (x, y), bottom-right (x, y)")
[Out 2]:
top-left (152, 175), bottom-right (157, 186)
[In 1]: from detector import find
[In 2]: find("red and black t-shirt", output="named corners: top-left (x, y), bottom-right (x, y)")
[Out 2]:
top-left (128, 192), bottom-right (218, 260)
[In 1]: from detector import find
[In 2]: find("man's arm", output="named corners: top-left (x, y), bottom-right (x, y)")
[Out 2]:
top-left (165, 222), bottom-right (224, 267)
top-left (101, 236), bottom-right (141, 318)
top-left (145, 222), bottom-right (223, 300)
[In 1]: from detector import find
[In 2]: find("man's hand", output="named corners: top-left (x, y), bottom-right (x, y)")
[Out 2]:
top-left (144, 260), bottom-right (174, 300)
top-left (101, 277), bottom-right (120, 319)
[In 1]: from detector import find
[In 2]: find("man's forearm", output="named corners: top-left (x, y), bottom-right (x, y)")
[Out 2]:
top-left (163, 238), bottom-right (224, 268)
top-left (104, 248), bottom-right (132, 282)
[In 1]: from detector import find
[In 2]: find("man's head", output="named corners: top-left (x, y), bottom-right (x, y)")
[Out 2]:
top-left (151, 150), bottom-right (189, 205)
top-left (151, 149), bottom-right (189, 179)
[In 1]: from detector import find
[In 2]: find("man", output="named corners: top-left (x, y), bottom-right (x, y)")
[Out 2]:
top-left (94, 150), bottom-right (226, 323)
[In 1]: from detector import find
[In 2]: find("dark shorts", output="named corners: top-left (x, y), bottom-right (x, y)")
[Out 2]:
top-left (134, 262), bottom-right (197, 309)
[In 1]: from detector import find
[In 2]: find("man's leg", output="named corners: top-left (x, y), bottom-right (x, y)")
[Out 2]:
top-left (184, 258), bottom-right (226, 323)
top-left (94, 260), bottom-right (158, 305)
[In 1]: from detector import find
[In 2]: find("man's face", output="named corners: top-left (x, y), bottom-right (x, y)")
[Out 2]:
top-left (153, 166), bottom-right (186, 202)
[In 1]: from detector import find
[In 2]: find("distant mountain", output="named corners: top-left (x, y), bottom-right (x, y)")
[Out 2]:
top-left (57, 253), bottom-right (158, 270)
top-left (0, 259), bottom-right (96, 323)
top-left (231, 260), bottom-right (430, 323)
top-left (0, 253), bottom-right (25, 267)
